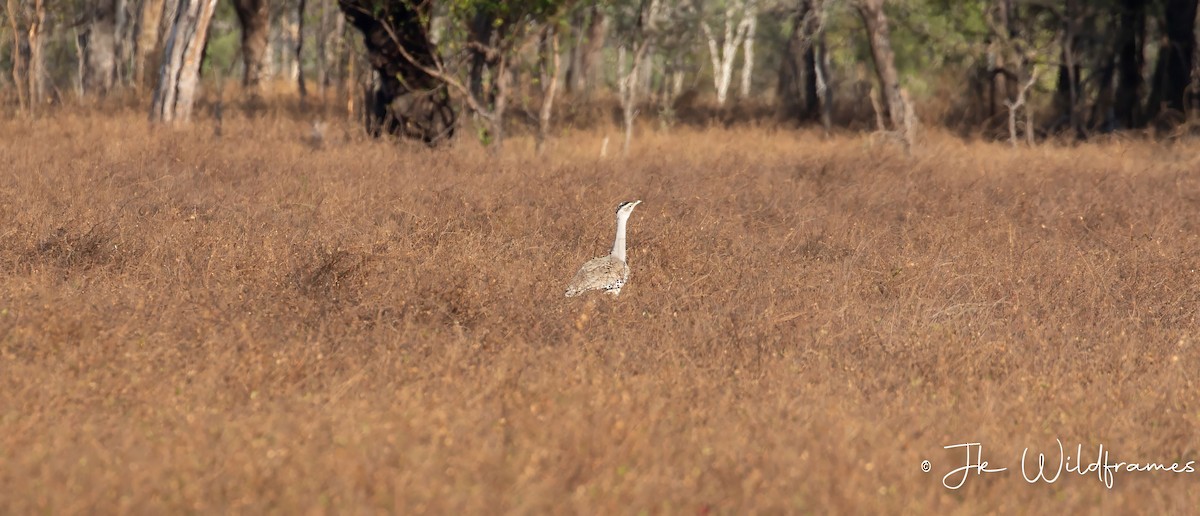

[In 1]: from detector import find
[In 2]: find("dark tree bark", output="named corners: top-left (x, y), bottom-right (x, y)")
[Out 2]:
top-left (987, 0), bottom-right (1013, 118)
top-left (1089, 51), bottom-right (1117, 132)
top-left (778, 0), bottom-right (820, 121)
top-left (296, 0), bottom-right (307, 99)
top-left (856, 0), bottom-right (906, 130)
top-left (337, 0), bottom-right (456, 145)
top-left (1114, 0), bottom-right (1146, 129)
top-left (233, 0), bottom-right (270, 91)
top-left (1054, 0), bottom-right (1083, 137)
top-left (1146, 0), bottom-right (1198, 122)
top-left (467, 7), bottom-right (498, 105)
top-left (802, 34), bottom-right (819, 117)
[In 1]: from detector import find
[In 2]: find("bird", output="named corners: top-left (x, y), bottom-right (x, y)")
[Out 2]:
top-left (565, 200), bottom-right (642, 298)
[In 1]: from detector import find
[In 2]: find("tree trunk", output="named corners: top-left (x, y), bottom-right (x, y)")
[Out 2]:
top-left (151, 0), bottom-right (219, 123)
top-left (296, 0), bottom-right (307, 99)
top-left (703, 0), bottom-right (755, 106)
top-left (565, 5), bottom-right (585, 96)
top-left (27, 0), bottom-right (45, 114)
top-left (1054, 0), bottom-right (1083, 137)
top-left (1089, 51), bottom-right (1117, 132)
top-left (490, 63), bottom-right (509, 151)
top-left (233, 0), bottom-right (270, 91)
top-left (856, 0), bottom-right (905, 130)
top-left (739, 6), bottom-right (756, 99)
top-left (115, 0), bottom-right (133, 86)
top-left (75, 27), bottom-right (86, 98)
top-left (778, 16), bottom-right (804, 117)
top-left (778, 0), bottom-right (821, 120)
top-left (5, 0), bottom-right (30, 111)
top-left (814, 35), bottom-right (832, 134)
top-left (620, 43), bottom-right (649, 155)
top-left (133, 0), bottom-right (165, 89)
top-left (567, 2), bottom-right (606, 98)
top-left (338, 0), bottom-right (457, 144)
top-left (537, 27), bottom-right (561, 155)
top-left (84, 0), bottom-right (119, 96)
top-left (987, 0), bottom-right (1013, 118)
top-left (1113, 0), bottom-right (1145, 129)
top-left (331, 6), bottom-right (344, 98)
top-left (467, 7), bottom-right (496, 104)
top-left (316, 0), bottom-right (328, 95)
top-left (1146, 0), bottom-right (1198, 122)
top-left (1193, 4), bottom-right (1200, 116)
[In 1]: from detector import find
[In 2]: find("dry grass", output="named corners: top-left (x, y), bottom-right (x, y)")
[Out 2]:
top-left (1, 110), bottom-right (1199, 514)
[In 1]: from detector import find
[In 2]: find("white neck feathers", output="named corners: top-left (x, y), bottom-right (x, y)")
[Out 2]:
top-left (611, 213), bottom-right (630, 262)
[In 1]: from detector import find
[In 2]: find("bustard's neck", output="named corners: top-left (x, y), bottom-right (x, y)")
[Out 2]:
top-left (611, 214), bottom-right (630, 262)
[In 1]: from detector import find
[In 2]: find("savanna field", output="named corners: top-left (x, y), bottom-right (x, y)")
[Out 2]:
top-left (2, 108), bottom-right (1200, 513)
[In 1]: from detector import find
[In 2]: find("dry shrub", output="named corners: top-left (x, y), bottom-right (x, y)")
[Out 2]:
top-left (1, 110), bottom-right (1199, 513)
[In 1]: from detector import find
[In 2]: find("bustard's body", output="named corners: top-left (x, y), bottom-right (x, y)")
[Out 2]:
top-left (565, 200), bottom-right (641, 297)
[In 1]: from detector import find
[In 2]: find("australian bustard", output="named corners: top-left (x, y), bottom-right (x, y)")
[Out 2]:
top-left (565, 200), bottom-right (642, 298)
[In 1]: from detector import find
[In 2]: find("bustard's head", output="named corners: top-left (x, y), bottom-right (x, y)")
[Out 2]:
top-left (615, 200), bottom-right (642, 219)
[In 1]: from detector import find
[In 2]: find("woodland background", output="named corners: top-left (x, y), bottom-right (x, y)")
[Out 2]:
top-left (3, 1), bottom-right (1200, 513)
top-left (2, 0), bottom-right (1199, 147)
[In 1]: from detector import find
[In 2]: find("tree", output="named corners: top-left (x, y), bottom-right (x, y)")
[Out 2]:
top-left (151, 0), bottom-right (219, 123)
top-left (565, 1), bottom-right (607, 97)
top-left (133, 0), bottom-right (167, 90)
top-left (700, 0), bottom-right (756, 106)
top-left (855, 0), bottom-right (907, 132)
top-left (458, 0), bottom-right (568, 148)
top-left (233, 0), bottom-right (271, 91)
top-left (985, 0), bottom-right (1014, 119)
top-left (296, 0), bottom-right (308, 99)
top-left (737, 0), bottom-right (755, 98)
top-left (536, 24), bottom-right (561, 154)
top-left (1146, 0), bottom-right (1198, 124)
top-left (613, 0), bottom-right (667, 154)
top-left (338, 0), bottom-right (457, 144)
top-left (6, 0), bottom-right (46, 114)
top-left (83, 0), bottom-right (119, 96)
top-left (1113, 0), bottom-right (1145, 129)
top-left (778, 0), bottom-right (826, 121)
top-left (1053, 0), bottom-right (1083, 138)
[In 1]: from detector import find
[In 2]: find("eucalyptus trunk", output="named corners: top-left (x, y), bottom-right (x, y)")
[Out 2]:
top-left (151, 0), bottom-right (219, 123)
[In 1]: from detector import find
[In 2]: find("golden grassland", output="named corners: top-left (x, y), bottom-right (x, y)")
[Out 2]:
top-left (1, 108), bottom-right (1199, 513)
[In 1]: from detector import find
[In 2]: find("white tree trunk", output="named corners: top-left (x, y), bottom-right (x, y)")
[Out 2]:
top-left (536, 27), bottom-right (560, 155)
top-left (286, 3), bottom-right (300, 82)
top-left (739, 7), bottom-right (756, 98)
top-left (702, 0), bottom-right (755, 106)
top-left (27, 0), bottom-right (45, 113)
top-left (151, 0), bottom-right (218, 123)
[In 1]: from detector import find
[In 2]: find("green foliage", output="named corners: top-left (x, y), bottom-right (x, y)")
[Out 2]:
top-left (887, 0), bottom-right (990, 95)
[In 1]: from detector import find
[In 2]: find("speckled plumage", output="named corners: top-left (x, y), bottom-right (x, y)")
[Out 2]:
top-left (565, 255), bottom-right (630, 297)
top-left (565, 200), bottom-right (641, 298)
